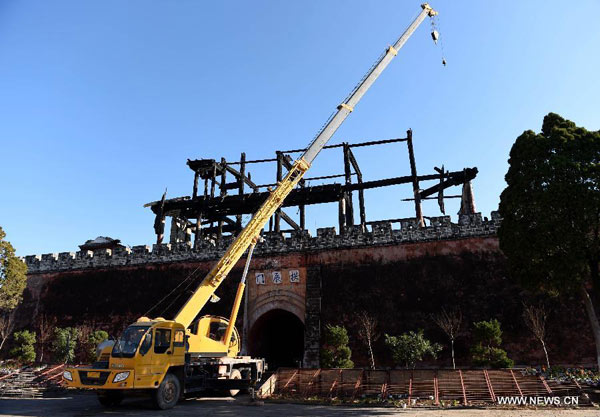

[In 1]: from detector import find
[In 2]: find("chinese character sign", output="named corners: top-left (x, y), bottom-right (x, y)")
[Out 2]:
top-left (255, 272), bottom-right (265, 285)
top-left (289, 269), bottom-right (300, 283)
top-left (272, 271), bottom-right (282, 284)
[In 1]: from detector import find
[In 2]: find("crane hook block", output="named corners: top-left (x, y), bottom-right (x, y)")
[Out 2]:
top-left (431, 30), bottom-right (439, 44)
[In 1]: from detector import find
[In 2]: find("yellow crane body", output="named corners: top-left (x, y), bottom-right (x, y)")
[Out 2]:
top-left (62, 4), bottom-right (437, 409)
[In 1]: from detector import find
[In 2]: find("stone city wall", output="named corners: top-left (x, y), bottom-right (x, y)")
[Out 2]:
top-left (24, 212), bottom-right (500, 274)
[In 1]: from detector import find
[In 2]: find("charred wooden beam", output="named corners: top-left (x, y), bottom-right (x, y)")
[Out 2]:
top-left (406, 129), bottom-right (424, 227)
top-left (147, 167), bottom-right (476, 209)
top-left (347, 146), bottom-right (365, 227)
top-left (282, 154), bottom-right (293, 170)
top-left (257, 173), bottom-right (351, 189)
top-left (280, 137), bottom-right (408, 154)
top-left (225, 164), bottom-right (258, 190)
top-left (279, 210), bottom-right (301, 231)
top-left (418, 168), bottom-right (478, 199)
top-left (343, 143), bottom-right (354, 227)
top-left (187, 159), bottom-right (225, 179)
top-left (146, 168), bottom-right (478, 220)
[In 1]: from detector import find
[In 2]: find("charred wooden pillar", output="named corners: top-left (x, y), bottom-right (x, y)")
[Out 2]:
top-left (275, 151), bottom-right (283, 233)
top-left (218, 157), bottom-right (227, 240)
top-left (343, 143), bottom-right (354, 227)
top-left (194, 212), bottom-right (202, 248)
top-left (196, 173), bottom-right (204, 249)
top-left (210, 164), bottom-right (217, 198)
top-left (459, 176), bottom-right (477, 215)
top-left (406, 129), bottom-right (424, 227)
top-left (236, 152), bottom-right (246, 232)
top-left (338, 197), bottom-right (346, 232)
top-left (209, 166), bottom-right (216, 238)
top-left (154, 191), bottom-right (167, 245)
top-left (192, 171), bottom-right (199, 199)
top-left (355, 166), bottom-right (366, 228)
top-left (154, 214), bottom-right (165, 245)
top-left (299, 179), bottom-right (306, 230)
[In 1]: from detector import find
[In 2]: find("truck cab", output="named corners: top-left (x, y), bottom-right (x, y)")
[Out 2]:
top-left (64, 318), bottom-right (186, 408)
top-left (63, 316), bottom-right (263, 409)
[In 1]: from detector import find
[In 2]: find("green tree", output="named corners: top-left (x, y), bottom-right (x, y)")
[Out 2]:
top-left (85, 330), bottom-right (109, 363)
top-left (471, 319), bottom-right (513, 368)
top-left (385, 329), bottom-right (441, 369)
top-left (52, 327), bottom-right (79, 363)
top-left (0, 227), bottom-right (28, 352)
top-left (498, 113), bottom-right (600, 368)
top-left (10, 330), bottom-right (36, 363)
top-left (320, 324), bottom-right (354, 368)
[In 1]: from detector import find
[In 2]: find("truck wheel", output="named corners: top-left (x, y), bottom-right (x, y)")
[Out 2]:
top-left (97, 390), bottom-right (123, 407)
top-left (152, 373), bottom-right (181, 410)
top-left (228, 369), bottom-right (242, 397)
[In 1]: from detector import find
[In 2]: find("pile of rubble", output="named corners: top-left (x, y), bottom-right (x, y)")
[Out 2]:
top-left (0, 364), bottom-right (65, 398)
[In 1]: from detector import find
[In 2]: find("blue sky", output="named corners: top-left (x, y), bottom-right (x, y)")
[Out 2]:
top-left (1, 1), bottom-right (599, 256)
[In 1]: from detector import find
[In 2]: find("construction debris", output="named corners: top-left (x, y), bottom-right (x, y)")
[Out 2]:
top-left (0, 365), bottom-right (66, 398)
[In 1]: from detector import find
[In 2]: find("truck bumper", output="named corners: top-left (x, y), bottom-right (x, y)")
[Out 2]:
top-left (63, 367), bottom-right (135, 390)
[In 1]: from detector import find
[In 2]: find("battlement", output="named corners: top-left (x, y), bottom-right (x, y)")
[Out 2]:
top-left (24, 212), bottom-right (501, 274)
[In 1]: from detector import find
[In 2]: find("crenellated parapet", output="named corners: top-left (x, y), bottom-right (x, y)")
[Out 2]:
top-left (24, 212), bottom-right (502, 274)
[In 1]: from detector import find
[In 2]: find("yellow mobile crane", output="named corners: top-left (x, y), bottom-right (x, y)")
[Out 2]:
top-left (63, 3), bottom-right (437, 409)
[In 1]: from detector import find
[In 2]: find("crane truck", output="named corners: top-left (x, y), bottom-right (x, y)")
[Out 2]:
top-left (62, 3), bottom-right (438, 409)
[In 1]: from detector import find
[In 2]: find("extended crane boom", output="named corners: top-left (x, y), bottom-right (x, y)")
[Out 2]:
top-left (174, 3), bottom-right (437, 330)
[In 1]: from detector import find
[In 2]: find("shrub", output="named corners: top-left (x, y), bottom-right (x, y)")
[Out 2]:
top-left (10, 330), bottom-right (36, 363)
top-left (385, 329), bottom-right (441, 369)
top-left (52, 327), bottom-right (79, 363)
top-left (87, 330), bottom-right (109, 360)
top-left (320, 324), bottom-right (354, 368)
top-left (471, 319), bottom-right (514, 368)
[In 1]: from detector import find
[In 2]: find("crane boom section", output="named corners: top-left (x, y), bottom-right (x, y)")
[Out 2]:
top-left (174, 160), bottom-right (309, 328)
top-left (302, 3), bottom-right (436, 164)
top-left (173, 3), bottom-right (436, 329)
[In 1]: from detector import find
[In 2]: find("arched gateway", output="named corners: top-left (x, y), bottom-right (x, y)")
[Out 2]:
top-left (245, 268), bottom-right (308, 369)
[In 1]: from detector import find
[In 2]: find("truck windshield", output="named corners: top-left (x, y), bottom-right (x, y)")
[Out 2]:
top-left (112, 325), bottom-right (151, 358)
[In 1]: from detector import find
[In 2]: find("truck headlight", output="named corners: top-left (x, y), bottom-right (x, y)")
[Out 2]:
top-left (63, 370), bottom-right (73, 381)
top-left (113, 371), bottom-right (130, 383)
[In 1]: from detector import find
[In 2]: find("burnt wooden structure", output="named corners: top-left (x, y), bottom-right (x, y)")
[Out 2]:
top-left (146, 130), bottom-right (478, 246)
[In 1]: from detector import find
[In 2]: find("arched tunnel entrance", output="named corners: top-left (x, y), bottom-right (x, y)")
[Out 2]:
top-left (248, 309), bottom-right (304, 370)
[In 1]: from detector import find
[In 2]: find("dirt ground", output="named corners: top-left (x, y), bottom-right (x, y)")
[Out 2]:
top-left (0, 393), bottom-right (598, 417)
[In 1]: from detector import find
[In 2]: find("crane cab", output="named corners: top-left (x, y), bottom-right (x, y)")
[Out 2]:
top-left (186, 315), bottom-right (240, 358)
top-left (63, 318), bottom-right (186, 391)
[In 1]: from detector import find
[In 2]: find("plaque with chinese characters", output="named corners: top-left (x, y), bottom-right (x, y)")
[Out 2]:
top-left (289, 269), bottom-right (300, 283)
